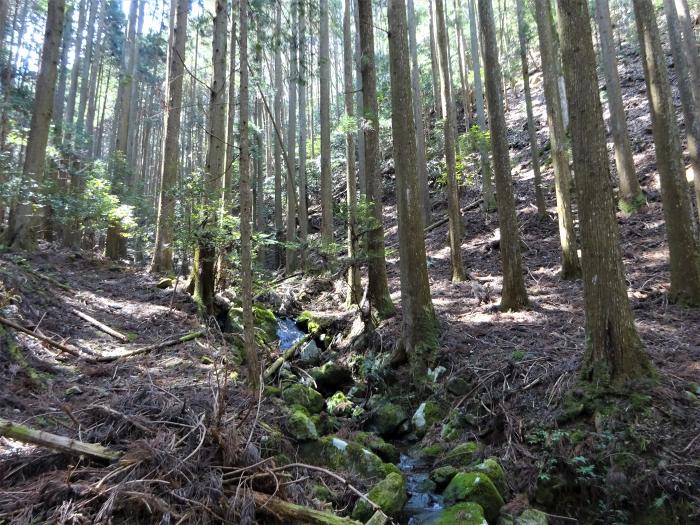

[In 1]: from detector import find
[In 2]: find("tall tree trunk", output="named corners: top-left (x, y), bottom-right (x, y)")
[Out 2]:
top-left (435, 0), bottom-right (466, 282)
top-left (388, 0), bottom-right (439, 379)
top-left (428, 0), bottom-right (442, 118)
top-left (478, 0), bottom-right (528, 311)
top-left (85, 0), bottom-right (107, 151)
top-left (454, 0), bottom-right (471, 133)
top-left (224, 0), bottom-right (237, 208)
top-left (358, 0), bottom-right (394, 317)
top-left (534, 0), bottom-right (581, 279)
top-left (194, 0), bottom-right (227, 314)
top-left (64, 0), bottom-right (87, 139)
top-left (52, 3), bottom-right (73, 144)
top-left (343, 0), bottom-right (361, 306)
top-left (273, 3), bottom-right (283, 267)
top-left (4, 0), bottom-right (64, 250)
top-left (632, 0), bottom-right (700, 305)
top-left (151, 0), bottom-right (188, 274)
top-left (468, 0), bottom-right (495, 211)
top-left (663, 0), bottom-right (700, 226)
top-left (595, 0), bottom-right (644, 210)
top-left (353, 0), bottom-right (366, 196)
top-left (407, 0), bottom-right (431, 225)
top-left (557, 0), bottom-right (652, 384)
top-left (239, 0), bottom-right (260, 389)
top-left (516, 0), bottom-right (546, 216)
top-left (320, 0), bottom-right (333, 244)
top-left (285, 0), bottom-right (299, 273)
top-left (75, 0), bottom-right (99, 140)
top-left (114, 0), bottom-right (138, 158)
top-left (298, 2), bottom-right (308, 266)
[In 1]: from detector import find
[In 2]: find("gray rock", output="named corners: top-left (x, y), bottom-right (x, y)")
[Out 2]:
top-left (300, 340), bottom-right (321, 365)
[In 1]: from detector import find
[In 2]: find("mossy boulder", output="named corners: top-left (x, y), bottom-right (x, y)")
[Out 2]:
top-left (227, 304), bottom-right (278, 343)
top-left (443, 472), bottom-right (505, 522)
top-left (430, 465), bottom-right (459, 491)
top-left (352, 432), bottom-right (400, 463)
top-left (310, 362), bottom-right (353, 395)
top-left (282, 383), bottom-right (325, 414)
top-left (472, 457), bottom-right (508, 496)
top-left (515, 509), bottom-right (549, 525)
top-left (296, 310), bottom-right (330, 335)
top-left (412, 400), bottom-right (444, 437)
top-left (440, 441), bottom-right (481, 467)
top-left (418, 444), bottom-right (445, 462)
top-left (434, 502), bottom-right (487, 525)
top-left (371, 401), bottom-right (409, 438)
top-left (300, 436), bottom-right (397, 482)
top-left (352, 472), bottom-right (407, 522)
top-left (286, 409), bottom-right (318, 441)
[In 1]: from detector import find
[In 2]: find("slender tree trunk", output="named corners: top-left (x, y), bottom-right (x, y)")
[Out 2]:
top-left (224, 0), bottom-right (237, 208)
top-left (516, 0), bottom-right (546, 216)
top-left (239, 0), bottom-right (260, 389)
top-left (254, 20), bottom-right (264, 239)
top-left (343, 0), bottom-right (361, 306)
top-left (595, 0), bottom-right (643, 210)
top-left (53, 3), bottom-right (72, 144)
top-left (435, 0), bottom-right (466, 282)
top-left (4, 0), bottom-right (64, 250)
top-left (358, 0), bottom-right (394, 317)
top-left (273, 3), bottom-right (283, 267)
top-left (85, 0), bottom-right (107, 151)
top-left (663, 0), bottom-right (700, 225)
top-left (285, 0), bottom-right (299, 273)
top-left (534, 0), bottom-right (581, 279)
top-left (428, 0), bottom-right (442, 117)
top-left (353, 0), bottom-right (366, 196)
top-left (388, 0), bottom-right (439, 379)
top-left (407, 0), bottom-right (431, 225)
top-left (468, 0), bottom-right (495, 211)
top-left (632, 0), bottom-right (700, 305)
top-left (298, 2), bottom-right (308, 266)
top-left (194, 0), bottom-right (227, 314)
top-left (454, 0), bottom-right (471, 133)
top-left (320, 0), bottom-right (333, 244)
top-left (64, 0), bottom-right (87, 139)
top-left (76, 0), bottom-right (99, 139)
top-left (151, 0), bottom-right (188, 274)
top-left (672, 0), bottom-right (700, 107)
top-left (478, 0), bottom-right (528, 310)
top-left (557, 0), bottom-right (652, 383)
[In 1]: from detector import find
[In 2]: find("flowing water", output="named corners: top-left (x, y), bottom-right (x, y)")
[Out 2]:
top-left (398, 453), bottom-right (444, 524)
top-left (276, 317), bottom-right (305, 350)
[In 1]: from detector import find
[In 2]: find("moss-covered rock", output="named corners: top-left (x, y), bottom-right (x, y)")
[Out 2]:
top-left (310, 362), bottom-right (353, 395)
top-left (227, 304), bottom-right (278, 343)
top-left (430, 465), bottom-right (459, 491)
top-left (371, 401), bottom-right (409, 438)
top-left (300, 436), bottom-right (396, 482)
top-left (412, 400), bottom-right (444, 437)
top-left (296, 310), bottom-right (327, 334)
top-left (418, 443), bottom-right (445, 462)
top-left (434, 502), bottom-right (487, 525)
top-left (326, 391), bottom-right (354, 417)
top-left (352, 432), bottom-right (400, 463)
top-left (443, 472), bottom-right (505, 522)
top-left (440, 441), bottom-right (481, 467)
top-left (472, 457), bottom-right (508, 496)
top-left (282, 383), bottom-right (325, 414)
top-left (515, 509), bottom-right (549, 525)
top-left (351, 472), bottom-right (408, 522)
top-left (286, 409), bottom-right (318, 441)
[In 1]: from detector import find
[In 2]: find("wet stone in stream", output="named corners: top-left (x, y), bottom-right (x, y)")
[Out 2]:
top-left (399, 453), bottom-right (444, 525)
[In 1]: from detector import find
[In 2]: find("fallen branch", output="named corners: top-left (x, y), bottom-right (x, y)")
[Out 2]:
top-left (25, 267), bottom-right (72, 292)
top-left (263, 334), bottom-right (314, 382)
top-left (0, 315), bottom-right (82, 358)
top-left (252, 491), bottom-right (362, 525)
top-left (424, 198), bottom-right (483, 234)
top-left (0, 417), bottom-right (121, 462)
top-left (71, 309), bottom-right (130, 342)
top-left (93, 330), bottom-right (206, 362)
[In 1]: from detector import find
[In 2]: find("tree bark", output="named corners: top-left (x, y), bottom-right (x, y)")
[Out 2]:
top-left (407, 0), bottom-right (432, 225)
top-left (478, 0), bottom-right (528, 311)
top-left (468, 0), bottom-right (495, 211)
top-left (595, 0), bottom-right (644, 210)
top-left (557, 0), bottom-right (652, 384)
top-left (516, 0), bottom-right (546, 216)
top-left (151, 0), bottom-right (189, 274)
top-left (4, 0), bottom-right (64, 250)
top-left (428, 0), bottom-right (442, 118)
top-left (286, 0), bottom-right (299, 273)
top-left (64, 0), bottom-right (87, 137)
top-left (632, 0), bottom-right (700, 305)
top-left (533, 0), bottom-right (581, 279)
top-left (388, 0), bottom-right (440, 379)
top-left (239, 0), bottom-right (261, 389)
top-left (320, 0), bottom-right (333, 244)
top-left (274, 3), bottom-right (283, 267)
top-left (435, 0), bottom-right (466, 282)
top-left (298, 3), bottom-right (308, 265)
top-left (358, 0), bottom-right (395, 317)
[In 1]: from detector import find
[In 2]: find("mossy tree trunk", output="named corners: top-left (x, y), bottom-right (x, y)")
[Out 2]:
top-left (557, 0), bottom-right (653, 383)
top-left (358, 0), bottom-right (395, 317)
top-left (533, 0), bottom-right (581, 280)
top-left (388, 0), bottom-right (440, 380)
top-left (478, 0), bottom-right (529, 311)
top-left (632, 0), bottom-right (700, 306)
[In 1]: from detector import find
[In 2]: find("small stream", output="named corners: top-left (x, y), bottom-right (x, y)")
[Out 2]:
top-left (276, 317), bottom-right (305, 350)
top-left (398, 453), bottom-right (444, 525)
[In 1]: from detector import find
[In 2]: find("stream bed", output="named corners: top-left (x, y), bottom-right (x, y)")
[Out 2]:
top-left (398, 453), bottom-right (444, 524)
top-left (276, 317), bottom-right (305, 350)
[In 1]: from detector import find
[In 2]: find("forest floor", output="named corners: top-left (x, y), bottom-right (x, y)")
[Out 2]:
top-left (1, 42), bottom-right (700, 524)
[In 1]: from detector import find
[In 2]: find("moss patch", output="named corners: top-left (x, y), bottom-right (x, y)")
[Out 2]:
top-left (443, 471), bottom-right (505, 522)
top-left (282, 384), bottom-right (325, 414)
top-left (434, 502), bottom-right (487, 525)
top-left (352, 472), bottom-right (407, 522)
